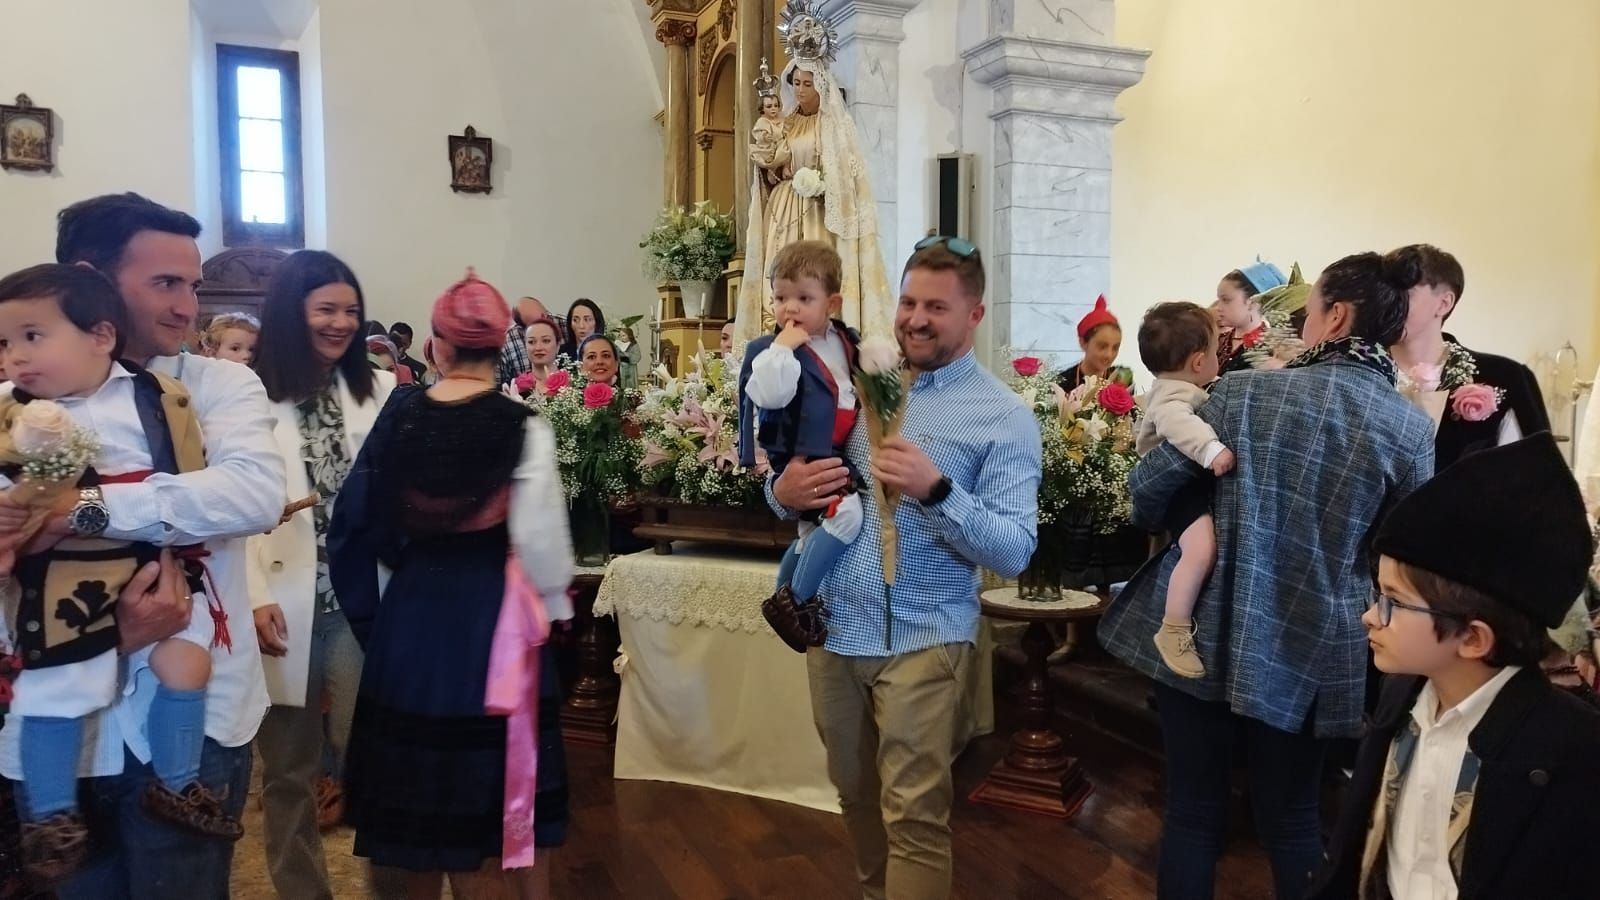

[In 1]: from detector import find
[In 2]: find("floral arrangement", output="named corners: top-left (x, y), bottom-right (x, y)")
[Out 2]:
top-left (523, 373), bottom-right (641, 502)
top-left (1007, 356), bottom-right (1140, 533)
top-left (791, 166), bottom-right (827, 199)
top-left (639, 201), bottom-right (738, 283)
top-left (634, 353), bottom-right (769, 507)
top-left (853, 336), bottom-right (912, 584)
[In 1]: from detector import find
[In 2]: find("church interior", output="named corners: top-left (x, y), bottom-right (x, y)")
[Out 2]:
top-left (2, 0), bottom-right (1599, 898)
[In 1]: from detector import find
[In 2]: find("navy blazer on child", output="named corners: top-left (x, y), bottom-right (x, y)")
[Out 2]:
top-left (737, 320), bottom-right (860, 473)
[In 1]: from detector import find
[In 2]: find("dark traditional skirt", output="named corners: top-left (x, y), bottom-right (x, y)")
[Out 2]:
top-left (342, 528), bottom-right (568, 872)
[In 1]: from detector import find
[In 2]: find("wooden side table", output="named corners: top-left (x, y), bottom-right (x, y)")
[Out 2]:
top-left (560, 571), bottom-right (618, 746)
top-left (969, 588), bottom-right (1107, 818)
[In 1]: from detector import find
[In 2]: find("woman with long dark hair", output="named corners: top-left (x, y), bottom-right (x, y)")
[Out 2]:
top-left (330, 272), bottom-right (573, 897)
top-left (1099, 252), bottom-right (1437, 899)
top-left (247, 250), bottom-right (396, 900)
top-left (559, 298), bottom-right (605, 360)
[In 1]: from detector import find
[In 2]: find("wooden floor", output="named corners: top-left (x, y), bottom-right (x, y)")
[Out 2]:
top-left (549, 727), bottom-right (1274, 900)
top-left (231, 721), bottom-right (1276, 899)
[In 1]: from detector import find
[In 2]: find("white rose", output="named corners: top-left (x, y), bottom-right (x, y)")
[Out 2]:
top-left (791, 167), bottom-right (826, 199)
top-left (12, 401), bottom-right (76, 456)
top-left (857, 336), bottom-right (902, 375)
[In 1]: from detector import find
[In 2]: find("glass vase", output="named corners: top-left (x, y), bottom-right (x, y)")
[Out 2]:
top-left (569, 493), bottom-right (611, 567)
top-left (1016, 524), bottom-right (1065, 601)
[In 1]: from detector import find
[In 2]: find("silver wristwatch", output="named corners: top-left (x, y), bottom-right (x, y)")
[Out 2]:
top-left (67, 486), bottom-right (110, 538)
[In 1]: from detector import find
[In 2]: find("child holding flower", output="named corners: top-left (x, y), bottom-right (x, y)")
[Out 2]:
top-left (1135, 302), bottom-right (1236, 678)
top-left (737, 240), bottom-right (862, 650)
top-left (0, 265), bottom-right (239, 885)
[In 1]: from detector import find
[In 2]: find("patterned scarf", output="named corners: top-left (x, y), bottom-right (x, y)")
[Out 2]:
top-left (1358, 719), bottom-right (1481, 898)
top-left (1285, 335), bottom-right (1398, 385)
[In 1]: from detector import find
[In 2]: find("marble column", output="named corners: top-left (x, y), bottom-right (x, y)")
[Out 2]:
top-left (656, 18), bottom-right (698, 208)
top-left (819, 0), bottom-right (921, 276)
top-left (962, 29), bottom-right (1148, 362)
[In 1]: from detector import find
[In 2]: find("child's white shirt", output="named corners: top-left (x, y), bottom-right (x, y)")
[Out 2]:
top-left (1136, 377), bottom-right (1226, 467)
top-left (745, 327), bottom-right (856, 412)
top-left (5, 363), bottom-right (212, 719)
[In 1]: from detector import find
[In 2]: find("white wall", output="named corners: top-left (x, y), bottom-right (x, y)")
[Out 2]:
top-left (1109, 0), bottom-right (1600, 379)
top-left (0, 0), bottom-right (198, 270)
top-left (317, 0), bottom-right (663, 330)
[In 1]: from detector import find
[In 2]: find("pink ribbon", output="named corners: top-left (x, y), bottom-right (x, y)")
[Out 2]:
top-left (483, 551), bottom-right (551, 869)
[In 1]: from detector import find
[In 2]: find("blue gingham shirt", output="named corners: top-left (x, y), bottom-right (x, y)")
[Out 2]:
top-left (767, 351), bottom-right (1041, 656)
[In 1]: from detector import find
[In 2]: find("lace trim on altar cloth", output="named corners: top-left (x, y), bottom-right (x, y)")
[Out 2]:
top-left (592, 550), bottom-right (779, 635)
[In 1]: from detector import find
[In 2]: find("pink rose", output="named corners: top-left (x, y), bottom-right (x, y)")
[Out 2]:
top-left (1012, 356), bottom-right (1042, 377)
top-left (1450, 383), bottom-right (1501, 422)
top-left (1097, 382), bottom-right (1136, 417)
top-left (543, 370), bottom-right (571, 396)
top-left (583, 382), bottom-right (616, 409)
top-left (513, 372), bottom-right (536, 395)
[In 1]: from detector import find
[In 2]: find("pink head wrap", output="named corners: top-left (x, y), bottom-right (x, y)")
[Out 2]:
top-left (432, 268), bottom-right (511, 350)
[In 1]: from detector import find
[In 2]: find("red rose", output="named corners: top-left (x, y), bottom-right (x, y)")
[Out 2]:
top-left (1012, 356), bottom-right (1042, 377)
top-left (544, 370), bottom-right (571, 396)
top-left (1097, 382), bottom-right (1135, 416)
top-left (583, 382), bottom-right (616, 409)
top-left (513, 372), bottom-right (536, 395)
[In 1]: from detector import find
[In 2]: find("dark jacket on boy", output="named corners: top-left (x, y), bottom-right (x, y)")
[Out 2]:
top-left (1307, 667), bottom-right (1600, 900)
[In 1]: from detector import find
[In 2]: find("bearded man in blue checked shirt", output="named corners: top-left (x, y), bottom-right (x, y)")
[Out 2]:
top-left (769, 238), bottom-right (1041, 900)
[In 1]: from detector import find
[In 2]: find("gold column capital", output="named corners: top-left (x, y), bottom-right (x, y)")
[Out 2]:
top-left (655, 19), bottom-right (698, 46)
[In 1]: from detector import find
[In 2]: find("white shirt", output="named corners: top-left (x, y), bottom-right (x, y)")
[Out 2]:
top-left (1387, 665), bottom-right (1521, 900)
top-left (745, 328), bottom-right (857, 412)
top-left (0, 354), bottom-right (285, 779)
top-left (1136, 377), bottom-right (1225, 467)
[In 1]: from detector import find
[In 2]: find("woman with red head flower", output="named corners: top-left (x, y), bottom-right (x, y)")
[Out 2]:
top-left (328, 269), bottom-right (575, 898)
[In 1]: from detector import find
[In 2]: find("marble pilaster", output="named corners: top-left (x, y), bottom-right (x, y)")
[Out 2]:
top-left (656, 18), bottom-right (698, 208)
top-left (819, 0), bottom-right (921, 277)
top-left (962, 29), bottom-right (1147, 361)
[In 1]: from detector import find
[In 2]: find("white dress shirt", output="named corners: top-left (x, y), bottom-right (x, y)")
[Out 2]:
top-left (745, 327), bottom-right (856, 412)
top-left (1387, 665), bottom-right (1521, 900)
top-left (0, 354), bottom-right (285, 779)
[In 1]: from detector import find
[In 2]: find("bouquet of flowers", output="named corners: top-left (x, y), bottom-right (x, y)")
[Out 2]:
top-left (791, 166), bottom-right (827, 199)
top-left (853, 337), bottom-right (912, 585)
top-left (1006, 356), bottom-right (1140, 533)
top-left (634, 352), bottom-right (769, 507)
top-left (524, 373), bottom-right (641, 503)
top-left (1242, 262), bottom-right (1310, 370)
top-left (0, 401), bottom-right (100, 571)
top-left (639, 201), bottom-right (738, 283)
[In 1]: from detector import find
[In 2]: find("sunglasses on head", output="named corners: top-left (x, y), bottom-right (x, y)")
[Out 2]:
top-left (914, 235), bottom-right (979, 258)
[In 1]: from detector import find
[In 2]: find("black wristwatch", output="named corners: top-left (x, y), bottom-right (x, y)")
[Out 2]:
top-left (924, 477), bottom-right (953, 507)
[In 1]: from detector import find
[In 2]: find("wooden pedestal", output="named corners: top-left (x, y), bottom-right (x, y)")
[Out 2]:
top-left (561, 573), bottom-right (619, 746)
top-left (970, 592), bottom-right (1107, 818)
top-left (633, 497), bottom-right (798, 555)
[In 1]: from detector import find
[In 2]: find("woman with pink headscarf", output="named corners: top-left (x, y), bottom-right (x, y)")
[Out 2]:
top-left (329, 270), bottom-right (574, 897)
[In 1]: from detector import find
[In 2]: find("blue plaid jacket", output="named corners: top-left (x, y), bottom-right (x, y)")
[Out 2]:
top-left (1098, 360), bottom-right (1435, 738)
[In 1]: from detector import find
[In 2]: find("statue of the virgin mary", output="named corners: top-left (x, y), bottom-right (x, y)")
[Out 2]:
top-left (733, 0), bottom-right (894, 345)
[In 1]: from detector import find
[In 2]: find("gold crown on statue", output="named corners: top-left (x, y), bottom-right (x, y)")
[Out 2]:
top-left (779, 0), bottom-right (837, 64)
top-left (754, 57), bottom-right (780, 98)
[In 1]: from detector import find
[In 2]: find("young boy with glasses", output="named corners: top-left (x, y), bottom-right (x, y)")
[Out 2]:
top-left (1307, 433), bottom-right (1600, 899)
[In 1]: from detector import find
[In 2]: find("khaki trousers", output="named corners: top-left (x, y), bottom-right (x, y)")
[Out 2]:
top-left (807, 642), bottom-right (973, 900)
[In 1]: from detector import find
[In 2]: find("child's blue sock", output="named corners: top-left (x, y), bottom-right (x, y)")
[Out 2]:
top-left (148, 685), bottom-right (206, 792)
top-left (19, 715), bottom-right (83, 820)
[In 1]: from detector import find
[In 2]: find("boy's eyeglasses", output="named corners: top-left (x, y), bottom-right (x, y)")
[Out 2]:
top-left (914, 235), bottom-right (979, 258)
top-left (1369, 594), bottom-right (1472, 628)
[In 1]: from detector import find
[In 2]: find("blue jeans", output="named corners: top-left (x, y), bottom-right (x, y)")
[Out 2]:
top-left (1153, 682), bottom-right (1325, 900)
top-left (51, 739), bottom-right (252, 900)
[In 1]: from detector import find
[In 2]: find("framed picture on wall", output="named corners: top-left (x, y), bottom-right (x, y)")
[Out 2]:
top-left (448, 125), bottom-right (493, 194)
top-left (0, 95), bottom-right (54, 172)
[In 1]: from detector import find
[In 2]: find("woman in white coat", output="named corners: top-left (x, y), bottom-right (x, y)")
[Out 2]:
top-left (247, 250), bottom-right (395, 900)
